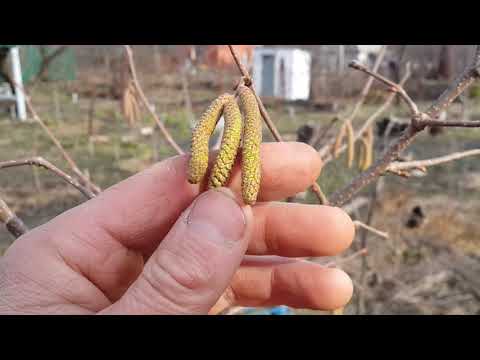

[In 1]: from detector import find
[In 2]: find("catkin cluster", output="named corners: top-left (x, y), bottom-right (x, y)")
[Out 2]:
top-left (332, 120), bottom-right (374, 171)
top-left (187, 85), bottom-right (262, 205)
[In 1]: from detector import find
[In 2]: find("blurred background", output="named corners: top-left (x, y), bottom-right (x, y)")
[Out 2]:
top-left (1, 45), bottom-right (479, 315)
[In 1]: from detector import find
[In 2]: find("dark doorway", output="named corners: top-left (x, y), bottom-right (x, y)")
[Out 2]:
top-left (261, 54), bottom-right (275, 97)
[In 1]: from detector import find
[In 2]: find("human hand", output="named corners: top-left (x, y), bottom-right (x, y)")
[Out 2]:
top-left (0, 142), bottom-right (354, 315)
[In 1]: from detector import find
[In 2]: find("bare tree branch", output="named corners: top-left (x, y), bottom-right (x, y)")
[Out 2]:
top-left (124, 45), bottom-right (185, 156)
top-left (329, 45), bottom-right (480, 207)
top-left (388, 149), bottom-right (480, 172)
top-left (349, 60), bottom-right (419, 116)
top-left (418, 119), bottom-right (480, 128)
top-left (324, 248), bottom-right (369, 268)
top-left (23, 93), bottom-right (102, 195)
top-left (341, 46), bottom-right (388, 124)
top-left (319, 46), bottom-right (387, 159)
top-left (32, 46), bottom-right (68, 85)
top-left (0, 196), bottom-right (28, 239)
top-left (0, 157), bottom-right (95, 199)
top-left (353, 220), bottom-right (389, 239)
top-left (321, 63), bottom-right (412, 164)
top-left (310, 116), bottom-right (339, 149)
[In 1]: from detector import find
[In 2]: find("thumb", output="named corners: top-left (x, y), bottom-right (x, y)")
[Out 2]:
top-left (100, 188), bottom-right (252, 315)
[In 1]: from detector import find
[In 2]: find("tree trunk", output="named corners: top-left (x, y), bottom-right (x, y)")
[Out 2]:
top-left (438, 45), bottom-right (454, 81)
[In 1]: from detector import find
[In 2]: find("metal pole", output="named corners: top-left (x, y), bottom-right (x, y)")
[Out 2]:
top-left (10, 47), bottom-right (27, 121)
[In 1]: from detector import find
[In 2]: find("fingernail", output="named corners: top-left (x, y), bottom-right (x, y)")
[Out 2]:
top-left (186, 189), bottom-right (246, 247)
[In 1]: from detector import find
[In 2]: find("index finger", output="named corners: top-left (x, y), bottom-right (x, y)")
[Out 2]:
top-left (54, 142), bottom-right (322, 257)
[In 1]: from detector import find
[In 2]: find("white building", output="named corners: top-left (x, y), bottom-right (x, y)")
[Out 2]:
top-left (252, 47), bottom-right (311, 101)
top-left (356, 45), bottom-right (384, 64)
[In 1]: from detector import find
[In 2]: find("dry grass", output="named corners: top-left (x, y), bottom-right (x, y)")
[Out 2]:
top-left (1, 72), bottom-right (480, 314)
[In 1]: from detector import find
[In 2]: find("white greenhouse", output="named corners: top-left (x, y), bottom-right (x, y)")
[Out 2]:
top-left (252, 47), bottom-right (311, 101)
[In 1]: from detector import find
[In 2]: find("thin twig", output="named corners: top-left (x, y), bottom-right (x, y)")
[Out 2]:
top-left (388, 149), bottom-right (480, 172)
top-left (228, 45), bottom-right (327, 204)
top-left (123, 45), bottom-right (185, 155)
top-left (0, 157), bottom-right (95, 199)
top-left (310, 117), bottom-right (339, 149)
top-left (228, 45), bottom-right (283, 142)
top-left (319, 46), bottom-right (387, 159)
top-left (0, 196), bottom-right (28, 239)
top-left (31, 46), bottom-right (68, 85)
top-left (349, 60), bottom-right (419, 116)
top-left (321, 63), bottom-right (412, 165)
top-left (329, 45), bottom-right (480, 207)
top-left (324, 248), bottom-right (368, 268)
top-left (353, 220), bottom-right (388, 239)
top-left (23, 93), bottom-right (102, 195)
top-left (342, 46), bottom-right (387, 123)
top-left (418, 119), bottom-right (480, 128)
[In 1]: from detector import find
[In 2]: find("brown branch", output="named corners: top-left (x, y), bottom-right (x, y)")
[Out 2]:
top-left (228, 45), bottom-right (283, 142)
top-left (321, 63), bottom-right (412, 165)
top-left (123, 45), bottom-right (185, 155)
top-left (310, 117), bottom-right (339, 149)
top-left (22, 92), bottom-right (101, 195)
top-left (418, 119), bottom-right (480, 128)
top-left (329, 45), bottom-right (480, 207)
top-left (32, 46), bottom-right (68, 84)
top-left (324, 248), bottom-right (368, 268)
top-left (311, 182), bottom-right (329, 205)
top-left (349, 60), bottom-right (419, 116)
top-left (342, 46), bottom-right (387, 123)
top-left (228, 45), bottom-right (327, 204)
top-left (353, 220), bottom-right (388, 239)
top-left (388, 149), bottom-right (480, 172)
top-left (0, 157), bottom-right (95, 199)
top-left (319, 46), bottom-right (387, 159)
top-left (0, 196), bottom-right (28, 239)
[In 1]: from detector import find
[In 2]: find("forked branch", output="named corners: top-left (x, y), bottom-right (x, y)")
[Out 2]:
top-left (0, 157), bottom-right (95, 199)
top-left (329, 45), bottom-right (480, 207)
top-left (23, 94), bottom-right (102, 195)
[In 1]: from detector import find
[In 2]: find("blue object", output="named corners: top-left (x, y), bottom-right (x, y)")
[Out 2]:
top-left (270, 306), bottom-right (294, 315)
top-left (238, 306), bottom-right (295, 315)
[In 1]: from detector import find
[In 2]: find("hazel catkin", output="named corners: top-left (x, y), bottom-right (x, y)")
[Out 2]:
top-left (208, 96), bottom-right (243, 188)
top-left (238, 85), bottom-right (262, 205)
top-left (188, 94), bottom-right (231, 184)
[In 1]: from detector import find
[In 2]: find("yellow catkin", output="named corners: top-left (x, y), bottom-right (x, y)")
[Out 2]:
top-left (188, 94), bottom-right (231, 184)
top-left (209, 97), bottom-right (243, 189)
top-left (333, 123), bottom-right (347, 158)
top-left (357, 140), bottom-right (365, 170)
top-left (238, 85), bottom-right (262, 205)
top-left (360, 137), bottom-right (373, 171)
top-left (363, 125), bottom-right (374, 170)
top-left (346, 120), bottom-right (355, 168)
